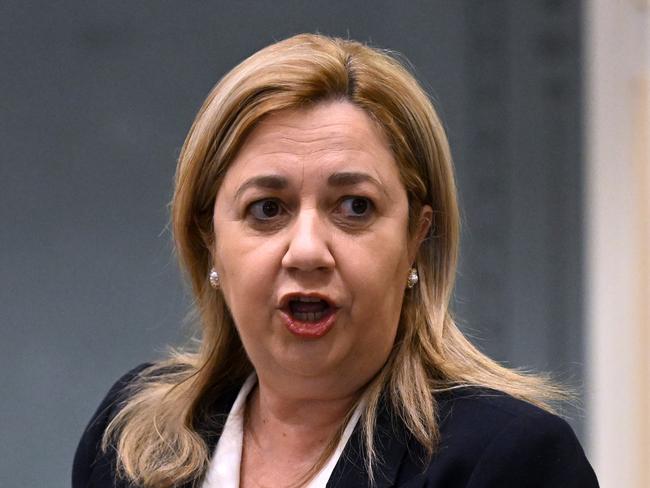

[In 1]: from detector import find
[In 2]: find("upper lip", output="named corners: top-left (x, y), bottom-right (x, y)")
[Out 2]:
top-left (278, 292), bottom-right (339, 310)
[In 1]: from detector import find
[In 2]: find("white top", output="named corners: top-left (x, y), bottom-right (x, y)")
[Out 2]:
top-left (202, 374), bottom-right (366, 488)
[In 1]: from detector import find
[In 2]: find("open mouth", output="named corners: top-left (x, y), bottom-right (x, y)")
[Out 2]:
top-left (288, 296), bottom-right (333, 322)
top-left (279, 294), bottom-right (338, 338)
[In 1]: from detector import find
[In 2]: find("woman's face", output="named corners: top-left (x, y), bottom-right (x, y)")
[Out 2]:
top-left (212, 101), bottom-right (431, 399)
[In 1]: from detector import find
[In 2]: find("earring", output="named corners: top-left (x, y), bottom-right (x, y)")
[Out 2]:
top-left (209, 269), bottom-right (220, 289)
top-left (406, 267), bottom-right (419, 289)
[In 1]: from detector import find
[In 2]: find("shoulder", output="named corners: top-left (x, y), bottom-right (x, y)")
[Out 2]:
top-left (72, 363), bottom-right (241, 488)
top-left (398, 387), bottom-right (599, 487)
top-left (436, 386), bottom-right (570, 442)
top-left (72, 363), bottom-right (152, 488)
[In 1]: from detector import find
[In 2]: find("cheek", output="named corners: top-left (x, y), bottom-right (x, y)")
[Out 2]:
top-left (337, 237), bottom-right (406, 375)
top-left (337, 227), bottom-right (410, 322)
top-left (213, 223), bottom-right (283, 319)
top-left (340, 214), bottom-right (410, 277)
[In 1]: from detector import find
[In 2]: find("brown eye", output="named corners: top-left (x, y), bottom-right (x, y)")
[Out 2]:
top-left (339, 197), bottom-right (373, 218)
top-left (351, 198), bottom-right (368, 214)
top-left (249, 199), bottom-right (282, 220)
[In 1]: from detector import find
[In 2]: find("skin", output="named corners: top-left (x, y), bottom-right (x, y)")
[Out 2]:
top-left (212, 100), bottom-right (432, 487)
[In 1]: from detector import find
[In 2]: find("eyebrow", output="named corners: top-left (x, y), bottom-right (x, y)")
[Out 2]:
top-left (328, 171), bottom-right (388, 197)
top-left (233, 171), bottom-right (386, 200)
top-left (234, 175), bottom-right (289, 200)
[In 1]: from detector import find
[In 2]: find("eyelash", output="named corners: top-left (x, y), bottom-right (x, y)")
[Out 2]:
top-left (245, 196), bottom-right (375, 224)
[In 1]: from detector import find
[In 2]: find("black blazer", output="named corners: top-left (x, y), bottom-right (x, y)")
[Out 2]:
top-left (73, 365), bottom-right (599, 487)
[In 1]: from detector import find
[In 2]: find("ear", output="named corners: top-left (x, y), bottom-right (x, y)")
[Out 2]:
top-left (408, 204), bottom-right (433, 264)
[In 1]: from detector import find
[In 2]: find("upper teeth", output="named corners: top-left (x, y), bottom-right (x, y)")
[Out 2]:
top-left (296, 297), bottom-right (322, 302)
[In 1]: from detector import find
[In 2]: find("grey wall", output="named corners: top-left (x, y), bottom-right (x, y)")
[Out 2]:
top-left (0, 1), bottom-right (584, 486)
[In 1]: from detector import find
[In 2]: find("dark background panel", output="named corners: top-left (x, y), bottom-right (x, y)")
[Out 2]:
top-left (0, 1), bottom-right (584, 486)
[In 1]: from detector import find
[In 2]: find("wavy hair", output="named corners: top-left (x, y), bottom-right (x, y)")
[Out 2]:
top-left (103, 33), bottom-right (566, 487)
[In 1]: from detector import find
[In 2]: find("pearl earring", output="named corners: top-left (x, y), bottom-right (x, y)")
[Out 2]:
top-left (406, 267), bottom-right (419, 289)
top-left (209, 269), bottom-right (220, 289)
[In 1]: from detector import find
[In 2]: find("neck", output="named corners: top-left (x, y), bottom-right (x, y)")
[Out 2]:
top-left (246, 377), bottom-right (362, 457)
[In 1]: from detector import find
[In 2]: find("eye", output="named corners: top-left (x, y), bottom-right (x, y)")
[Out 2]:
top-left (248, 199), bottom-right (283, 220)
top-left (338, 196), bottom-right (374, 218)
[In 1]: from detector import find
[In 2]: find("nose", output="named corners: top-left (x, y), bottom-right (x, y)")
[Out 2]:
top-left (281, 208), bottom-right (335, 273)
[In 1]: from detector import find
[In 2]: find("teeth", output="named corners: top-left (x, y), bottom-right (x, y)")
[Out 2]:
top-left (293, 311), bottom-right (324, 322)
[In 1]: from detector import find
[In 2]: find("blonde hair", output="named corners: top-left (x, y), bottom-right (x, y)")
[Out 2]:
top-left (103, 33), bottom-right (566, 487)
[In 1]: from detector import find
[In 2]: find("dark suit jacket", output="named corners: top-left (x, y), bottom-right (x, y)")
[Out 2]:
top-left (73, 365), bottom-right (599, 487)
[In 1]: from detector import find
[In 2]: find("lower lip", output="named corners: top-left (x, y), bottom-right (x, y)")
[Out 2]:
top-left (280, 308), bottom-right (337, 339)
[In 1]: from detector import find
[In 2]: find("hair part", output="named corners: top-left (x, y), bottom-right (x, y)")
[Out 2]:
top-left (103, 33), bottom-right (568, 488)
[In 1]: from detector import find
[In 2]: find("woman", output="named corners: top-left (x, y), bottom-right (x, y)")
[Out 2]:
top-left (73, 34), bottom-right (598, 487)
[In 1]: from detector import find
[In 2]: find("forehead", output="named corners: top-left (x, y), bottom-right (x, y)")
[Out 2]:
top-left (221, 101), bottom-right (403, 189)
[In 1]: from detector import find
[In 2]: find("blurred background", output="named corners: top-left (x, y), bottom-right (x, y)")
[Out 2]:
top-left (1, 1), bottom-right (647, 487)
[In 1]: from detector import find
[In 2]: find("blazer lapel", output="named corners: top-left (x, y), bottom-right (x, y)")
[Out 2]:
top-left (327, 402), bottom-right (409, 488)
top-left (198, 382), bottom-right (242, 455)
top-left (176, 383), bottom-right (241, 488)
